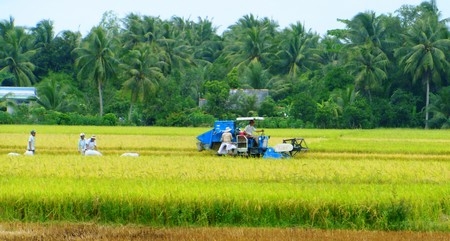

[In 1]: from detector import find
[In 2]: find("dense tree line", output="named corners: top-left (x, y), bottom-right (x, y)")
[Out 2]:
top-left (1, 0), bottom-right (449, 128)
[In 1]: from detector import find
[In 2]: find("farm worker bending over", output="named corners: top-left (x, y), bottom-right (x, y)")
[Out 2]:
top-left (244, 120), bottom-right (263, 146)
top-left (217, 127), bottom-right (236, 155)
top-left (78, 133), bottom-right (87, 155)
top-left (27, 130), bottom-right (36, 154)
top-left (86, 135), bottom-right (97, 150)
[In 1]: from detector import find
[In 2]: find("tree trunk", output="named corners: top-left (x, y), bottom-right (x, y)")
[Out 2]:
top-left (425, 74), bottom-right (430, 129)
top-left (98, 81), bottom-right (103, 117)
top-left (128, 102), bottom-right (133, 122)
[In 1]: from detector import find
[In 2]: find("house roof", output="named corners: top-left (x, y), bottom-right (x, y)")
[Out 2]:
top-left (0, 87), bottom-right (38, 100)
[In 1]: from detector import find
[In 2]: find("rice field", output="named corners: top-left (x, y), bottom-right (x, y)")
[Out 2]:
top-left (1, 125), bottom-right (450, 235)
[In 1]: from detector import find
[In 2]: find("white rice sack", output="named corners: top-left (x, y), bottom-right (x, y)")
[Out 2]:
top-left (85, 150), bottom-right (102, 156)
top-left (121, 152), bottom-right (139, 157)
top-left (7, 152), bottom-right (21, 156)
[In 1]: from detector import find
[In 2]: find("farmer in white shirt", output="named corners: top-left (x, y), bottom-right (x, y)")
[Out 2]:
top-left (78, 133), bottom-right (87, 155)
top-left (244, 120), bottom-right (263, 146)
top-left (27, 130), bottom-right (36, 154)
top-left (86, 135), bottom-right (97, 150)
top-left (217, 127), bottom-right (236, 155)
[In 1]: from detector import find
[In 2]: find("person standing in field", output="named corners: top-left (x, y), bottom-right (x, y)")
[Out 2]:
top-left (27, 130), bottom-right (36, 154)
top-left (217, 127), bottom-right (236, 155)
top-left (78, 133), bottom-right (87, 155)
top-left (86, 135), bottom-right (97, 151)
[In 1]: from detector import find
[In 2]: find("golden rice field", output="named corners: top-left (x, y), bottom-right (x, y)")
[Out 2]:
top-left (1, 125), bottom-right (450, 240)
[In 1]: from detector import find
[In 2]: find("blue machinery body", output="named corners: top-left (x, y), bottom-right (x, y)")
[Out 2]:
top-left (196, 118), bottom-right (308, 158)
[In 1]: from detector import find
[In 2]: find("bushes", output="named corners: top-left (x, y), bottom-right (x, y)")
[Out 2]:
top-left (259, 117), bottom-right (305, 128)
top-left (1, 109), bottom-right (118, 126)
top-left (156, 109), bottom-right (215, 127)
top-left (0, 111), bottom-right (13, 124)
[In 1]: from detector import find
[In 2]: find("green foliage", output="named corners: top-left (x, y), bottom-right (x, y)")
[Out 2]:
top-left (322, 67), bottom-right (354, 91)
top-left (429, 86), bottom-right (450, 129)
top-left (341, 97), bottom-right (373, 128)
top-left (0, 72), bottom-right (14, 85)
top-left (0, 19), bottom-right (37, 86)
top-left (252, 117), bottom-right (305, 128)
top-left (203, 80), bottom-right (230, 118)
top-left (156, 109), bottom-right (215, 127)
top-left (226, 90), bottom-right (259, 117)
top-left (10, 104), bottom-right (32, 124)
top-left (73, 26), bottom-right (118, 117)
top-left (1, 2), bottom-right (450, 129)
top-left (187, 110), bottom-right (216, 127)
top-left (241, 59), bottom-right (270, 89)
top-left (0, 111), bottom-right (12, 124)
top-left (388, 90), bottom-right (420, 127)
top-left (290, 93), bottom-right (318, 124)
top-left (226, 67), bottom-right (240, 89)
top-left (36, 72), bottom-right (84, 112)
top-left (102, 113), bottom-right (118, 126)
top-left (258, 97), bottom-right (277, 117)
top-left (315, 101), bottom-right (339, 128)
top-left (11, 108), bottom-right (118, 126)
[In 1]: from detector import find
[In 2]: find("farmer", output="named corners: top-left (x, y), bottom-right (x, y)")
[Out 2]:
top-left (27, 130), bottom-right (36, 154)
top-left (244, 120), bottom-right (263, 146)
top-left (86, 135), bottom-right (97, 151)
top-left (217, 127), bottom-right (236, 155)
top-left (78, 133), bottom-right (87, 155)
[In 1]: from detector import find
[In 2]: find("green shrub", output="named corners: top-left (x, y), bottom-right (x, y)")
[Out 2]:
top-left (102, 113), bottom-right (118, 126)
top-left (0, 111), bottom-right (13, 124)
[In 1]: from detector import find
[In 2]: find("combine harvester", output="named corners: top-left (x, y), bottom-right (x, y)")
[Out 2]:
top-left (196, 117), bottom-right (308, 159)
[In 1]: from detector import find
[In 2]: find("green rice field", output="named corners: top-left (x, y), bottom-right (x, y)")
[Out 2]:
top-left (1, 125), bottom-right (450, 231)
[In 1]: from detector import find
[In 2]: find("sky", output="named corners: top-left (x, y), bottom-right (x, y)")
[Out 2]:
top-left (2, 0), bottom-right (449, 36)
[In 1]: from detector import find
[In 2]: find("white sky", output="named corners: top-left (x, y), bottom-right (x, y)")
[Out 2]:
top-left (2, 0), bottom-right (449, 36)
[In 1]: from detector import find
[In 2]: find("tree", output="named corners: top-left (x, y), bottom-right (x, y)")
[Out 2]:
top-left (120, 43), bottom-right (165, 121)
top-left (241, 59), bottom-right (270, 89)
top-left (428, 86), bottom-right (450, 128)
top-left (0, 17), bottom-right (36, 86)
top-left (157, 17), bottom-right (194, 75)
top-left (189, 17), bottom-right (222, 63)
top-left (276, 22), bottom-right (319, 79)
top-left (36, 72), bottom-right (83, 112)
top-left (51, 30), bottom-right (81, 74)
top-left (347, 45), bottom-right (389, 103)
top-left (222, 14), bottom-right (277, 68)
top-left (121, 14), bottom-right (161, 50)
top-left (74, 26), bottom-right (118, 116)
top-left (395, 13), bottom-right (450, 128)
top-left (30, 19), bottom-right (55, 78)
top-left (203, 80), bottom-right (229, 118)
top-left (339, 11), bottom-right (391, 53)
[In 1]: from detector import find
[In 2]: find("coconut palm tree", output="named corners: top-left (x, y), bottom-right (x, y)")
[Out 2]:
top-left (31, 19), bottom-right (54, 48)
top-left (241, 59), bottom-right (270, 89)
top-left (0, 17), bottom-right (36, 86)
top-left (347, 45), bottom-right (389, 103)
top-left (276, 22), bottom-right (319, 79)
top-left (395, 13), bottom-right (450, 128)
top-left (121, 14), bottom-right (161, 50)
top-left (428, 86), bottom-right (450, 128)
top-left (30, 19), bottom-right (56, 77)
top-left (222, 14), bottom-right (276, 68)
top-left (36, 72), bottom-right (82, 112)
top-left (73, 26), bottom-right (118, 116)
top-left (157, 17), bottom-right (193, 75)
top-left (120, 43), bottom-right (165, 121)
